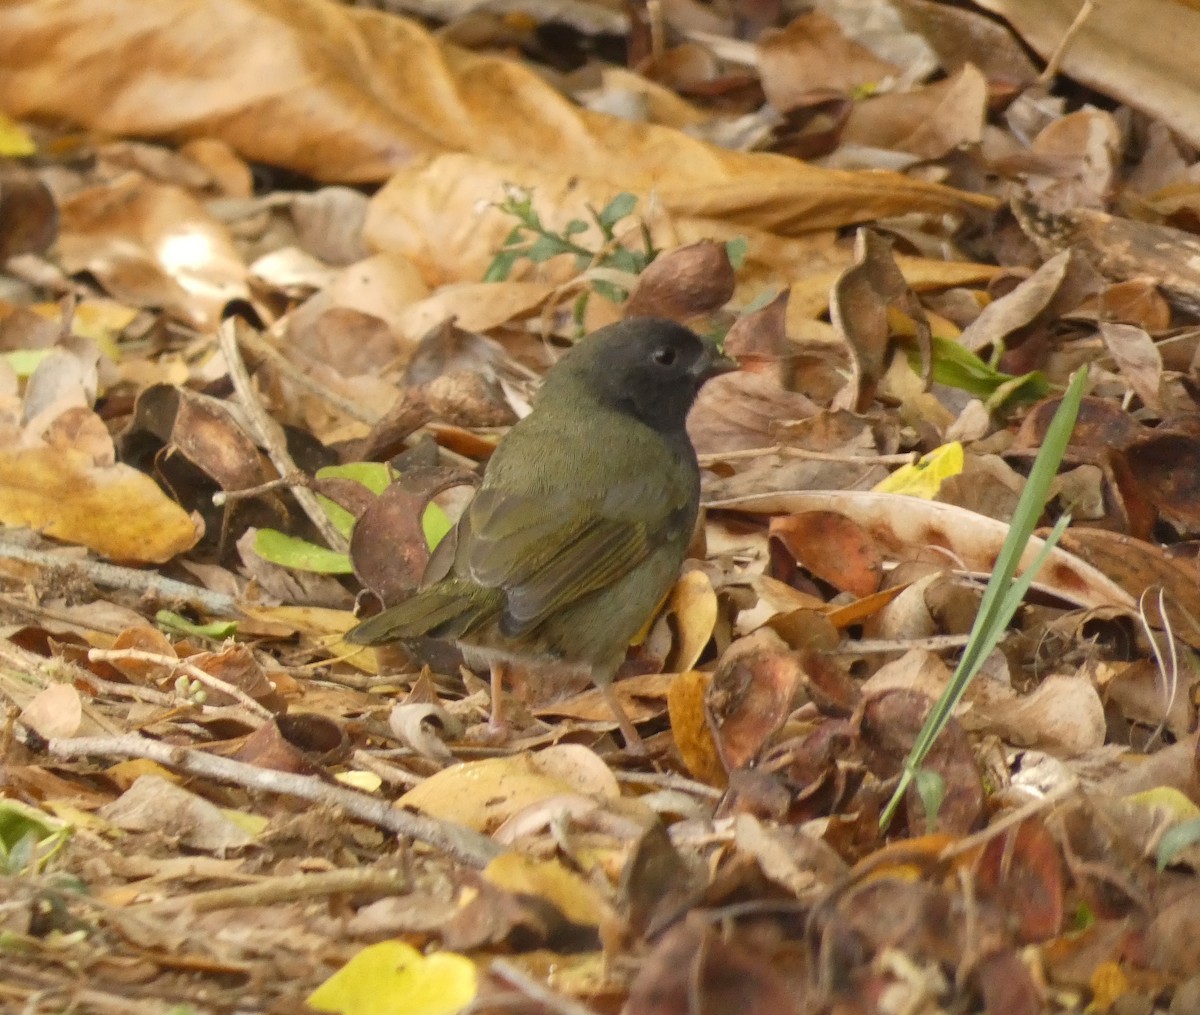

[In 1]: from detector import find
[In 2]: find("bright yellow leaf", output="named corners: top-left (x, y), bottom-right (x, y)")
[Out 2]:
top-left (307, 941), bottom-right (476, 1015)
top-left (873, 442), bottom-right (964, 499)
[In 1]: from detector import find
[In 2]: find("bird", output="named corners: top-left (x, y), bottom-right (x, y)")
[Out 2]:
top-left (347, 317), bottom-right (737, 750)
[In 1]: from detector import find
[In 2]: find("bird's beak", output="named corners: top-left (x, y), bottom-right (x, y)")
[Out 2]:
top-left (694, 345), bottom-right (739, 383)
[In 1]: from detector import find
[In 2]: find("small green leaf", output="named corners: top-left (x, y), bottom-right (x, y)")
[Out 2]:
top-left (724, 236), bottom-right (749, 270)
top-left (525, 234), bottom-right (572, 263)
top-left (564, 219), bottom-right (589, 236)
top-left (156, 610), bottom-right (238, 639)
top-left (316, 463), bottom-right (395, 539)
top-left (924, 336), bottom-right (1049, 404)
top-left (597, 192), bottom-right (638, 230)
top-left (317, 462), bottom-right (393, 495)
top-left (254, 530), bottom-right (353, 574)
top-left (0, 800), bottom-right (70, 875)
top-left (1158, 817), bottom-right (1200, 870)
top-left (606, 247), bottom-right (648, 274)
top-left (914, 769), bottom-right (946, 833)
top-left (484, 250), bottom-right (522, 283)
top-left (2, 349), bottom-right (54, 378)
top-left (423, 503), bottom-right (452, 550)
top-left (592, 280), bottom-right (629, 304)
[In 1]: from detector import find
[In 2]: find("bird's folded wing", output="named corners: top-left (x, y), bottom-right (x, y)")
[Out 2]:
top-left (465, 487), bottom-right (653, 635)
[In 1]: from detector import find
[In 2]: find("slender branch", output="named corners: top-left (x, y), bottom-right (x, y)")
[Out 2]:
top-left (46, 734), bottom-right (501, 868)
top-left (218, 319), bottom-right (347, 553)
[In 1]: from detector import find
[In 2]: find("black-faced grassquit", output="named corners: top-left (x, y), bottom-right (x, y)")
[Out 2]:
top-left (347, 317), bottom-right (737, 750)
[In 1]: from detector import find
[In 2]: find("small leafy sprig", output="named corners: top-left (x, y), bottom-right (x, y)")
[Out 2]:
top-left (484, 188), bottom-right (657, 324)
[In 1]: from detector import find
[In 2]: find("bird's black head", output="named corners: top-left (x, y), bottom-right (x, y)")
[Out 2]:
top-left (547, 318), bottom-right (737, 433)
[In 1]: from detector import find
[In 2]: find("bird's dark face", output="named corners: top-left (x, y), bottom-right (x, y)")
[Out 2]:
top-left (553, 318), bottom-right (738, 433)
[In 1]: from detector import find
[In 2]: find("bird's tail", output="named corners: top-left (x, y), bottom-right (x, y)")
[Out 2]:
top-left (345, 581), bottom-right (500, 644)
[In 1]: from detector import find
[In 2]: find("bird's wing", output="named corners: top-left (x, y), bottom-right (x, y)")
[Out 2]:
top-left (463, 485), bottom-right (659, 636)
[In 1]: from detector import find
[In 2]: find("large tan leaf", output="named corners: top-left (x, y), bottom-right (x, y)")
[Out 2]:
top-left (0, 0), bottom-right (991, 230)
top-left (973, 0), bottom-right (1200, 147)
top-left (0, 447), bottom-right (200, 562)
top-left (365, 153), bottom-right (993, 286)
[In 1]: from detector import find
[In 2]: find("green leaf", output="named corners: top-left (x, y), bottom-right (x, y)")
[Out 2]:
top-left (605, 247), bottom-right (649, 275)
top-left (156, 610), bottom-right (238, 639)
top-left (597, 192), bottom-right (638, 230)
top-left (0, 800), bottom-right (70, 875)
top-left (484, 249), bottom-right (523, 283)
top-left (564, 218), bottom-right (589, 236)
top-left (317, 463), bottom-right (395, 539)
top-left (525, 234), bottom-right (573, 263)
top-left (592, 280), bottom-right (629, 304)
top-left (914, 769), bottom-right (946, 833)
top-left (924, 336), bottom-right (1049, 404)
top-left (1158, 817), bottom-right (1200, 870)
top-left (423, 503), bottom-right (452, 550)
top-left (880, 366), bottom-right (1088, 831)
top-left (724, 236), bottom-right (749, 270)
top-left (254, 530), bottom-right (353, 574)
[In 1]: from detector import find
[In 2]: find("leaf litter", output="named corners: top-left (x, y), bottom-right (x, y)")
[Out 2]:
top-left (4, 0), bottom-right (1200, 1012)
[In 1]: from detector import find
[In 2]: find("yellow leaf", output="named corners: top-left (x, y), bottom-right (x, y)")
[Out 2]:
top-left (667, 670), bottom-right (726, 788)
top-left (483, 853), bottom-right (609, 927)
top-left (400, 746), bottom-right (618, 832)
top-left (336, 770), bottom-right (383, 792)
top-left (0, 448), bottom-right (199, 562)
top-left (0, 112), bottom-right (35, 156)
top-left (872, 442), bottom-right (964, 499)
top-left (1125, 786), bottom-right (1200, 822)
top-left (308, 941), bottom-right (476, 1015)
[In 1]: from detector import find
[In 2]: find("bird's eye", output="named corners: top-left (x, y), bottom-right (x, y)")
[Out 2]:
top-left (653, 346), bottom-right (677, 366)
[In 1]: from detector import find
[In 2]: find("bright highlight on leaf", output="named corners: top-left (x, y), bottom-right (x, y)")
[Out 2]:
top-left (307, 941), bottom-right (476, 1015)
top-left (873, 442), bottom-right (963, 499)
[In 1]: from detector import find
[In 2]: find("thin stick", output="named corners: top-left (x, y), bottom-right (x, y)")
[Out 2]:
top-left (218, 319), bottom-right (347, 553)
top-left (488, 959), bottom-right (603, 1015)
top-left (136, 866), bottom-right (410, 913)
top-left (47, 734), bottom-right (502, 868)
top-left (0, 539), bottom-right (236, 616)
top-left (697, 446), bottom-right (917, 466)
top-left (237, 327), bottom-right (377, 424)
top-left (87, 647), bottom-right (274, 721)
top-left (1037, 0), bottom-right (1097, 86)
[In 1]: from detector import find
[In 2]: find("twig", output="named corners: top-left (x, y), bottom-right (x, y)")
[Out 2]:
top-left (938, 779), bottom-right (1077, 861)
top-left (0, 539), bottom-right (236, 616)
top-left (212, 471), bottom-right (308, 507)
top-left (217, 319), bottom-right (348, 553)
top-left (47, 734), bottom-right (502, 868)
top-left (829, 634), bottom-right (972, 656)
top-left (487, 959), bottom-right (603, 1015)
top-left (237, 328), bottom-right (377, 424)
top-left (136, 866), bottom-right (410, 912)
top-left (697, 446), bottom-right (917, 466)
top-left (76, 672), bottom-right (267, 727)
top-left (1037, 0), bottom-right (1097, 86)
top-left (87, 647), bottom-right (274, 721)
top-left (352, 749), bottom-right (426, 789)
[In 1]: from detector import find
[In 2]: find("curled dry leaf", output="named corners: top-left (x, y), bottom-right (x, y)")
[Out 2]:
top-left (624, 240), bottom-right (735, 321)
top-left (388, 702), bottom-right (463, 762)
top-left (711, 490), bottom-right (1138, 612)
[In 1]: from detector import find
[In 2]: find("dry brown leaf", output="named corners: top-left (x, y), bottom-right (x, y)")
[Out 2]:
top-left (973, 0), bottom-right (1200, 147)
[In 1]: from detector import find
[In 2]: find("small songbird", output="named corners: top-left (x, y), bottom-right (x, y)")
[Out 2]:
top-left (347, 317), bottom-right (737, 749)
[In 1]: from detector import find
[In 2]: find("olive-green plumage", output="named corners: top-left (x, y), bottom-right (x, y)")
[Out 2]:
top-left (348, 317), bottom-right (736, 745)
